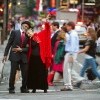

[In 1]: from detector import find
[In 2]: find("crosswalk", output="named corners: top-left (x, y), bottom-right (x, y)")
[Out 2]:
top-left (0, 99), bottom-right (20, 100)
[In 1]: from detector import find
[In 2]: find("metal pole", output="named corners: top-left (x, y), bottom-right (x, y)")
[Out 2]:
top-left (82, 0), bottom-right (84, 22)
top-left (2, 0), bottom-right (8, 44)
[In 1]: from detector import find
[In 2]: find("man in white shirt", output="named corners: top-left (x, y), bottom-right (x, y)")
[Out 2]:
top-left (61, 22), bottom-right (84, 91)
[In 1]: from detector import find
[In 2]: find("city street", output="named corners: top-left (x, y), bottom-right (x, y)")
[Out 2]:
top-left (0, 40), bottom-right (100, 100)
top-left (0, 89), bottom-right (100, 100)
top-left (0, 0), bottom-right (100, 99)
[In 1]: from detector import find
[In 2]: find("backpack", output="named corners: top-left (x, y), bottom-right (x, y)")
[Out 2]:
top-left (86, 68), bottom-right (96, 81)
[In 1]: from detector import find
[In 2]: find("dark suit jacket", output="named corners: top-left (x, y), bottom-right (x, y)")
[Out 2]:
top-left (51, 30), bottom-right (60, 52)
top-left (4, 30), bottom-right (29, 63)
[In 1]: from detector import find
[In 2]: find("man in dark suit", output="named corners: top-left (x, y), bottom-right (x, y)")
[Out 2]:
top-left (51, 22), bottom-right (60, 50)
top-left (2, 21), bottom-right (31, 93)
top-left (48, 21), bottom-right (60, 86)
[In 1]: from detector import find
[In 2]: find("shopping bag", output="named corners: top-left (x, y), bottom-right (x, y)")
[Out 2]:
top-left (0, 61), bottom-right (5, 83)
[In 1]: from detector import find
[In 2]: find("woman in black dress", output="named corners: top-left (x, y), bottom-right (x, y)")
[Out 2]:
top-left (26, 20), bottom-right (52, 93)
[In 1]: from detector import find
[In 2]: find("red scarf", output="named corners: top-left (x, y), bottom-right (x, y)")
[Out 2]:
top-left (28, 22), bottom-right (52, 68)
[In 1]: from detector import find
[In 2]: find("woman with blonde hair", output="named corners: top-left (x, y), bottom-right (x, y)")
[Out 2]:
top-left (78, 27), bottom-right (100, 80)
top-left (48, 26), bottom-right (67, 85)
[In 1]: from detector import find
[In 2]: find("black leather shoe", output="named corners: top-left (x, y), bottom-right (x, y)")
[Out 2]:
top-left (32, 89), bottom-right (36, 93)
top-left (9, 90), bottom-right (15, 94)
top-left (21, 89), bottom-right (29, 93)
top-left (44, 89), bottom-right (47, 93)
top-left (74, 81), bottom-right (82, 88)
top-left (60, 88), bottom-right (73, 91)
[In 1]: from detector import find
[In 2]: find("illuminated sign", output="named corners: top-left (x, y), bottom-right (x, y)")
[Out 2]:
top-left (84, 0), bottom-right (95, 5)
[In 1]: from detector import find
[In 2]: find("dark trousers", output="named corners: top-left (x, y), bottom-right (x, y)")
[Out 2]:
top-left (9, 60), bottom-right (28, 90)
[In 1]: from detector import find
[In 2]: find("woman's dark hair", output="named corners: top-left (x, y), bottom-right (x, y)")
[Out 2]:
top-left (61, 26), bottom-right (67, 32)
top-left (63, 23), bottom-right (67, 26)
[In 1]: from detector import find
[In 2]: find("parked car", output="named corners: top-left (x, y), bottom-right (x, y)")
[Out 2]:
top-left (75, 22), bottom-right (87, 47)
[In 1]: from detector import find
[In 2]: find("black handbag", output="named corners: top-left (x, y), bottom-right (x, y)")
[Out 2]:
top-left (86, 61), bottom-right (99, 81)
top-left (86, 68), bottom-right (96, 81)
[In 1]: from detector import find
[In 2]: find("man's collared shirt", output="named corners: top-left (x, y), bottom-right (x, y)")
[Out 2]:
top-left (65, 30), bottom-right (79, 54)
top-left (51, 29), bottom-right (59, 38)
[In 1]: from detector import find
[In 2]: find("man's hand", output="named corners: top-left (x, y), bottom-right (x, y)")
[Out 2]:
top-left (68, 55), bottom-right (73, 63)
top-left (2, 56), bottom-right (7, 63)
top-left (12, 46), bottom-right (22, 53)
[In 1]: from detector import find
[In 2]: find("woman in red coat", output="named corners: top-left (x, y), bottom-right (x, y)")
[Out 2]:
top-left (26, 20), bottom-right (52, 93)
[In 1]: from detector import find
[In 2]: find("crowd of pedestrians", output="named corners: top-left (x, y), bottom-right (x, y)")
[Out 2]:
top-left (1, 15), bottom-right (100, 94)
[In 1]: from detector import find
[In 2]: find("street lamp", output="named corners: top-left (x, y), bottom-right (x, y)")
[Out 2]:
top-left (17, 1), bottom-right (21, 6)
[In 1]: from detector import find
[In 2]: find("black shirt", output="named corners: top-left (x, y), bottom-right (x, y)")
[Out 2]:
top-left (31, 40), bottom-right (40, 56)
top-left (85, 38), bottom-right (96, 58)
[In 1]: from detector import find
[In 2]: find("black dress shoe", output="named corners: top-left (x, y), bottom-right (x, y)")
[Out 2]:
top-left (44, 89), bottom-right (47, 93)
top-left (21, 89), bottom-right (29, 93)
top-left (60, 88), bottom-right (73, 91)
top-left (32, 89), bottom-right (36, 93)
top-left (74, 81), bottom-right (82, 88)
top-left (9, 90), bottom-right (15, 94)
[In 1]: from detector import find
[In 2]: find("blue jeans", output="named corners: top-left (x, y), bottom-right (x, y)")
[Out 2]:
top-left (80, 58), bottom-right (100, 80)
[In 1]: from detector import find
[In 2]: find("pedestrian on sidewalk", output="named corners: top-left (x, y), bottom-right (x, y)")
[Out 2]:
top-left (61, 22), bottom-right (84, 91)
top-left (78, 28), bottom-right (100, 80)
top-left (51, 26), bottom-right (67, 82)
top-left (26, 17), bottom-right (52, 93)
top-left (2, 21), bottom-right (31, 94)
top-left (48, 21), bottom-right (60, 86)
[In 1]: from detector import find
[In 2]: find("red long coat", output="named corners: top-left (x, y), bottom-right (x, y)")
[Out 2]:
top-left (28, 22), bottom-right (52, 68)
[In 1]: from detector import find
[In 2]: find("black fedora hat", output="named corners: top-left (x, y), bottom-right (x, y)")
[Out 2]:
top-left (21, 21), bottom-right (32, 28)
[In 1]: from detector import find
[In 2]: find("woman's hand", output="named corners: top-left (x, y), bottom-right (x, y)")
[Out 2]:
top-left (42, 14), bottom-right (50, 23)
